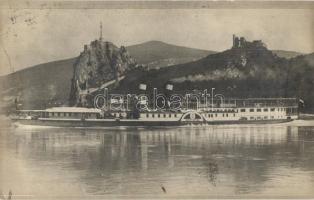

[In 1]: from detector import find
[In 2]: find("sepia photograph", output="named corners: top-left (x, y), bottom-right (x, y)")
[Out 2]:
top-left (0, 1), bottom-right (314, 199)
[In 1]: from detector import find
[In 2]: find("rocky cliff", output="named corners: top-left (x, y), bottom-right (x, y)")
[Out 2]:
top-left (69, 40), bottom-right (136, 106)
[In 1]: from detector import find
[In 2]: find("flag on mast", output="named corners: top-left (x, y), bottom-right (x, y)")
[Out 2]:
top-left (299, 98), bottom-right (305, 107)
top-left (165, 84), bottom-right (173, 91)
top-left (139, 84), bottom-right (147, 91)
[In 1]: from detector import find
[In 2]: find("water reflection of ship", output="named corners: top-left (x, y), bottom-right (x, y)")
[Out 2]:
top-left (13, 126), bottom-right (301, 157)
top-left (138, 126), bottom-right (300, 146)
top-left (10, 125), bottom-right (314, 195)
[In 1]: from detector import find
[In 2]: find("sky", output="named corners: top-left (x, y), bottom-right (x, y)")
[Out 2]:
top-left (0, 7), bottom-right (313, 75)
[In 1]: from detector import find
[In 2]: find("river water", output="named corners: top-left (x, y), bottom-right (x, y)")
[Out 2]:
top-left (1, 119), bottom-right (314, 199)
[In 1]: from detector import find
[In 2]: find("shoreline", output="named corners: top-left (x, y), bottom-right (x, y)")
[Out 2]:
top-left (299, 114), bottom-right (314, 120)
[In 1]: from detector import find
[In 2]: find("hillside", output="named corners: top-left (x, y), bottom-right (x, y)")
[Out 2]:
top-left (303, 53), bottom-right (314, 66)
top-left (116, 40), bottom-right (287, 94)
top-left (115, 39), bottom-right (314, 112)
top-left (0, 41), bottom-right (214, 110)
top-left (0, 58), bottom-right (76, 110)
top-left (272, 50), bottom-right (303, 59)
top-left (1, 37), bottom-right (313, 112)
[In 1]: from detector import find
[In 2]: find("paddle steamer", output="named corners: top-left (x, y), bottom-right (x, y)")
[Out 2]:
top-left (11, 97), bottom-right (299, 127)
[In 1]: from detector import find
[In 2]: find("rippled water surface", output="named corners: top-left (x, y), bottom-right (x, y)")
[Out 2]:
top-left (1, 120), bottom-right (314, 199)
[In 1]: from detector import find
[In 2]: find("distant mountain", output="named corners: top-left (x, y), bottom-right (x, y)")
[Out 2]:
top-left (0, 41), bottom-right (215, 110)
top-left (126, 41), bottom-right (216, 69)
top-left (272, 50), bottom-right (303, 59)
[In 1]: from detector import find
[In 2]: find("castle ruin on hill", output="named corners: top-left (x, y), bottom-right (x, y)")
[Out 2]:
top-left (232, 35), bottom-right (266, 49)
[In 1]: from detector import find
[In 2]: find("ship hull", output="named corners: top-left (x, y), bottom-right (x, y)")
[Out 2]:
top-left (12, 118), bottom-right (293, 128)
